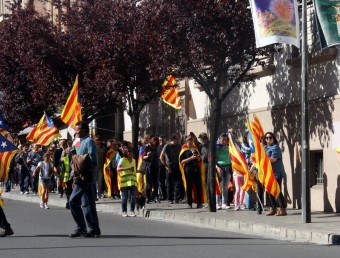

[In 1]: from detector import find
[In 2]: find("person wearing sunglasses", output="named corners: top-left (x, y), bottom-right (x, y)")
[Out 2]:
top-left (264, 132), bottom-right (287, 216)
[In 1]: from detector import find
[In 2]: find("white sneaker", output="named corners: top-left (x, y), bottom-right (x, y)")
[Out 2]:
top-left (130, 212), bottom-right (136, 217)
top-left (240, 205), bottom-right (246, 210)
top-left (234, 205), bottom-right (240, 211)
top-left (222, 204), bottom-right (231, 210)
top-left (122, 212), bottom-right (128, 217)
top-left (216, 204), bottom-right (222, 210)
top-left (40, 202), bottom-right (44, 208)
top-left (20, 191), bottom-right (24, 195)
top-left (44, 204), bottom-right (49, 209)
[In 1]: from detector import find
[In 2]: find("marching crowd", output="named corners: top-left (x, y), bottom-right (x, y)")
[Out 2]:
top-left (0, 121), bottom-right (288, 238)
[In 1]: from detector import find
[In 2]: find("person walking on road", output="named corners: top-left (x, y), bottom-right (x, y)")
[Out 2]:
top-left (33, 153), bottom-right (58, 209)
top-left (69, 121), bottom-right (101, 238)
top-left (0, 204), bottom-right (14, 237)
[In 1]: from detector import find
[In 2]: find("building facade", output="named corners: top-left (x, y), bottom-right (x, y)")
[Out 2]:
top-left (124, 4), bottom-right (340, 212)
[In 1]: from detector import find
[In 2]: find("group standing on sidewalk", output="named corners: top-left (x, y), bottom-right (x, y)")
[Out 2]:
top-left (1, 123), bottom-right (291, 238)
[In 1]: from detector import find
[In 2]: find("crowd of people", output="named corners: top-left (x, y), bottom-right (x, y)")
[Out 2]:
top-left (0, 121), bottom-right (289, 237)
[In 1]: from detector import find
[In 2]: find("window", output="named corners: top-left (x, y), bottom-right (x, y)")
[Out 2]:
top-left (310, 150), bottom-right (323, 186)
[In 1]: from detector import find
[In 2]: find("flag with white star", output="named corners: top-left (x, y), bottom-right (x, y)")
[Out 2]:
top-left (26, 113), bottom-right (61, 146)
top-left (0, 134), bottom-right (19, 182)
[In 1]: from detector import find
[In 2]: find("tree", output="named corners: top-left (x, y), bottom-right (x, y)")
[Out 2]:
top-left (147, 0), bottom-right (269, 211)
top-left (62, 0), bottom-right (166, 156)
top-left (0, 2), bottom-right (71, 132)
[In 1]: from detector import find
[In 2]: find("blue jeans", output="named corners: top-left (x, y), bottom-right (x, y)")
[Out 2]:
top-left (216, 165), bottom-right (232, 204)
top-left (121, 186), bottom-right (136, 213)
top-left (245, 188), bottom-right (254, 209)
top-left (20, 169), bottom-right (30, 192)
top-left (69, 181), bottom-right (100, 232)
top-left (5, 171), bottom-right (13, 191)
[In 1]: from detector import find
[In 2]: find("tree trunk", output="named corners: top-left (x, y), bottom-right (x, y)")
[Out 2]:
top-left (131, 111), bottom-right (140, 161)
top-left (207, 97), bottom-right (222, 212)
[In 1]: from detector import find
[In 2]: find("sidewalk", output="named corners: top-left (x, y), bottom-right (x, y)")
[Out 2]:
top-left (3, 187), bottom-right (340, 245)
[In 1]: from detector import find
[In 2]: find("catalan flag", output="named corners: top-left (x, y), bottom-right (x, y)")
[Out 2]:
top-left (0, 134), bottom-right (19, 182)
top-left (252, 114), bottom-right (265, 138)
top-left (161, 75), bottom-right (181, 109)
top-left (136, 146), bottom-right (146, 194)
top-left (103, 148), bottom-right (117, 197)
top-left (179, 144), bottom-right (207, 204)
top-left (26, 113), bottom-right (61, 146)
top-left (228, 133), bottom-right (255, 191)
top-left (60, 75), bottom-right (82, 129)
top-left (247, 120), bottom-right (280, 197)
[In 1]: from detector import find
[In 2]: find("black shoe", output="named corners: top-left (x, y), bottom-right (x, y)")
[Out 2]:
top-left (66, 202), bottom-right (70, 209)
top-left (69, 229), bottom-right (87, 238)
top-left (257, 210), bottom-right (262, 215)
top-left (84, 229), bottom-right (101, 238)
top-left (0, 227), bottom-right (14, 237)
top-left (197, 204), bottom-right (206, 209)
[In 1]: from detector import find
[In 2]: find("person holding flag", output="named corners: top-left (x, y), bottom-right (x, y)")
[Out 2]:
top-left (179, 136), bottom-right (206, 209)
top-left (264, 132), bottom-right (287, 216)
top-left (0, 134), bottom-right (18, 237)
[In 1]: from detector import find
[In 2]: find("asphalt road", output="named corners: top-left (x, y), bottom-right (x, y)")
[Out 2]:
top-left (1, 199), bottom-right (339, 258)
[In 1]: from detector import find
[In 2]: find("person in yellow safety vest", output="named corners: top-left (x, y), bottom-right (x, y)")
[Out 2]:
top-left (61, 148), bottom-right (73, 209)
top-left (117, 146), bottom-right (137, 218)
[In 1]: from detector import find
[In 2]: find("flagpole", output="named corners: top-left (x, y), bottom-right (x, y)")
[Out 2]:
top-left (301, 0), bottom-right (311, 223)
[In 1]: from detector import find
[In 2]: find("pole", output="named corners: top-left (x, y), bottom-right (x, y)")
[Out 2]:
top-left (301, 0), bottom-right (311, 223)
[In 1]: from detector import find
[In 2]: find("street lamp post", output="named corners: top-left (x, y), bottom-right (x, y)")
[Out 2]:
top-left (301, 0), bottom-right (311, 223)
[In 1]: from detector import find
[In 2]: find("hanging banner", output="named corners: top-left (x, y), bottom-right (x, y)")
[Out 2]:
top-left (250, 0), bottom-right (300, 48)
top-left (314, 0), bottom-right (340, 49)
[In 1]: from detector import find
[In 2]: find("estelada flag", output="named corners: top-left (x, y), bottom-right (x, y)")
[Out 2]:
top-left (0, 114), bottom-right (9, 135)
top-left (161, 75), bottom-right (181, 109)
top-left (60, 75), bottom-right (82, 129)
top-left (26, 113), bottom-right (61, 146)
top-left (0, 134), bottom-right (19, 182)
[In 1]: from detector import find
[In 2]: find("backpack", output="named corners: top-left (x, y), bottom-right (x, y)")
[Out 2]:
top-left (71, 154), bottom-right (93, 182)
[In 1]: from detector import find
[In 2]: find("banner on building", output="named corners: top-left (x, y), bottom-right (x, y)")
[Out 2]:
top-left (250, 0), bottom-right (300, 48)
top-left (314, 0), bottom-right (340, 49)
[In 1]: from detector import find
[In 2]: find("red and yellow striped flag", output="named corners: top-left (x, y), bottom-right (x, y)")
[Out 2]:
top-left (179, 144), bottom-right (207, 204)
top-left (247, 120), bottom-right (280, 197)
top-left (103, 148), bottom-right (117, 197)
top-left (26, 113), bottom-right (61, 146)
top-left (228, 133), bottom-right (255, 191)
top-left (252, 114), bottom-right (265, 138)
top-left (60, 75), bottom-right (82, 129)
top-left (161, 75), bottom-right (181, 109)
